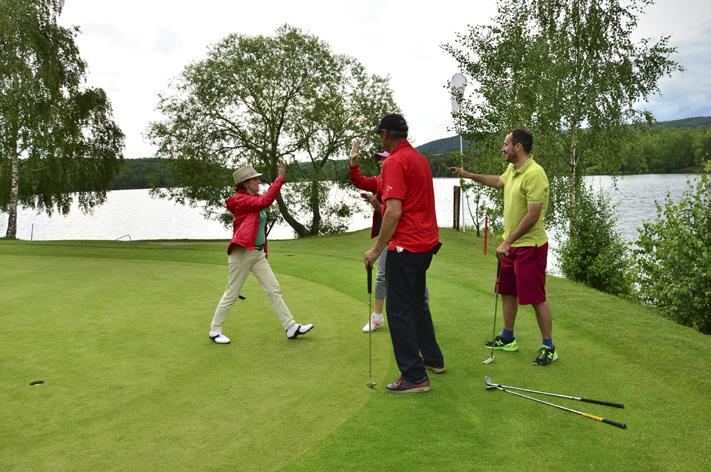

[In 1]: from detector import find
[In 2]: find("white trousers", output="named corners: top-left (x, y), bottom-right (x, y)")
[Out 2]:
top-left (210, 247), bottom-right (295, 332)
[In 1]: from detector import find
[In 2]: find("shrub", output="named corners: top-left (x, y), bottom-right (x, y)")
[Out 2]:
top-left (634, 174), bottom-right (710, 333)
top-left (557, 185), bottom-right (632, 296)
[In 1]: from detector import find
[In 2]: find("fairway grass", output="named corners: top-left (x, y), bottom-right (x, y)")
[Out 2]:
top-left (1, 230), bottom-right (709, 471)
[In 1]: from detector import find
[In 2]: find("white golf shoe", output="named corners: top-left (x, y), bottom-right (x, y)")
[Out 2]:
top-left (286, 323), bottom-right (314, 339)
top-left (209, 330), bottom-right (231, 344)
top-left (362, 313), bottom-right (385, 333)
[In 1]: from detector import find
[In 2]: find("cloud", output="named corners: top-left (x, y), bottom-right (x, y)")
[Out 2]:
top-left (153, 28), bottom-right (181, 56)
top-left (79, 23), bottom-right (140, 50)
top-left (58, 0), bottom-right (711, 158)
top-left (643, 24), bottom-right (711, 120)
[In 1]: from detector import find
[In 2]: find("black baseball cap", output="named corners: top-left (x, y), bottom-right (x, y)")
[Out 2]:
top-left (370, 114), bottom-right (408, 134)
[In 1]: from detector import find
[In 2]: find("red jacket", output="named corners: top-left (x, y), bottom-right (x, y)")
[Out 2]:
top-left (350, 165), bottom-right (383, 238)
top-left (226, 177), bottom-right (284, 254)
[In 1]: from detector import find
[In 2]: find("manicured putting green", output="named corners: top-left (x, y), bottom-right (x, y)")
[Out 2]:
top-left (1, 230), bottom-right (709, 471)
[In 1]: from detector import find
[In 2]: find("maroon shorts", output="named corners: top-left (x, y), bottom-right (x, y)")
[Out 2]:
top-left (497, 243), bottom-right (548, 305)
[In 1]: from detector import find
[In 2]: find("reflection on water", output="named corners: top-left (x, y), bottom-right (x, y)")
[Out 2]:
top-left (585, 174), bottom-right (698, 240)
top-left (0, 175), bottom-right (698, 243)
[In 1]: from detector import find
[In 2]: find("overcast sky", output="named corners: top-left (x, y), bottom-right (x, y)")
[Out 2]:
top-left (59, 0), bottom-right (711, 159)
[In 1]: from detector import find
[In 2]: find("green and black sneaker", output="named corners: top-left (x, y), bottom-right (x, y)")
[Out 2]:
top-left (533, 345), bottom-right (558, 366)
top-left (484, 335), bottom-right (519, 352)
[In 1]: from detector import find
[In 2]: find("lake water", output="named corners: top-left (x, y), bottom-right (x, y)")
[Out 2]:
top-left (1, 175), bottom-right (698, 244)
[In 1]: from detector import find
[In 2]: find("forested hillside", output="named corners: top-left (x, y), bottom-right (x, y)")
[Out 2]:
top-left (111, 158), bottom-right (178, 189)
top-left (112, 117), bottom-right (710, 189)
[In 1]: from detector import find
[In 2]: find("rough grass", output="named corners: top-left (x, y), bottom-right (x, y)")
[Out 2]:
top-left (1, 229), bottom-right (709, 472)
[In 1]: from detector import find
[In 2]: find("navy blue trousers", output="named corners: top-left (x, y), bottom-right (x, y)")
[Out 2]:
top-left (385, 249), bottom-right (444, 383)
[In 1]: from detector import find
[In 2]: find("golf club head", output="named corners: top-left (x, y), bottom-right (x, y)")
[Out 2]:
top-left (367, 379), bottom-right (376, 389)
top-left (484, 376), bottom-right (496, 387)
top-left (482, 354), bottom-right (495, 365)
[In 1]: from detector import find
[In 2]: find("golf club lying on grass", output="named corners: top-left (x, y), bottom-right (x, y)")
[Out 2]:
top-left (485, 376), bottom-right (624, 408)
top-left (482, 259), bottom-right (502, 365)
top-left (485, 377), bottom-right (626, 429)
top-left (366, 266), bottom-right (376, 389)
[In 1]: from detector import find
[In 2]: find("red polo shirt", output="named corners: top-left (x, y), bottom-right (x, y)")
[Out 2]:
top-left (381, 141), bottom-right (439, 253)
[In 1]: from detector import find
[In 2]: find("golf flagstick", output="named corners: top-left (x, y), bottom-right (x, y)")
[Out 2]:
top-left (485, 377), bottom-right (626, 429)
top-left (366, 266), bottom-right (376, 389)
top-left (482, 259), bottom-right (502, 365)
top-left (484, 376), bottom-right (624, 408)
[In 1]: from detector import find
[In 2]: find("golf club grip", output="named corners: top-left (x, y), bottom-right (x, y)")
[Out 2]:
top-left (367, 267), bottom-right (372, 294)
top-left (602, 418), bottom-right (627, 429)
top-left (581, 398), bottom-right (625, 409)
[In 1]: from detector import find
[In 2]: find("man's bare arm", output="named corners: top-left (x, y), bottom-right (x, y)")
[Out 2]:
top-left (496, 202), bottom-right (542, 258)
top-left (449, 167), bottom-right (503, 189)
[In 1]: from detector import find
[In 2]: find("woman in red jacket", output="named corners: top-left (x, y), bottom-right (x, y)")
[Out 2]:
top-left (209, 161), bottom-right (313, 344)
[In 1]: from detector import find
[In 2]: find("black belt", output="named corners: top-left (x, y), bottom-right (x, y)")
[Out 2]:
top-left (254, 244), bottom-right (264, 251)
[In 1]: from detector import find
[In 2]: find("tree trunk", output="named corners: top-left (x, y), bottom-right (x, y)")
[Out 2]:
top-left (464, 191), bottom-right (482, 237)
top-left (276, 194), bottom-right (309, 237)
top-left (569, 119), bottom-right (580, 217)
top-left (568, 121), bottom-right (585, 249)
top-left (570, 143), bottom-right (577, 208)
top-left (308, 178), bottom-right (320, 236)
top-left (474, 202), bottom-right (481, 238)
top-left (5, 156), bottom-right (20, 239)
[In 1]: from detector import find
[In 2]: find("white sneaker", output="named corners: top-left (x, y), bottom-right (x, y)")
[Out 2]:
top-left (286, 323), bottom-right (314, 339)
top-left (209, 330), bottom-right (231, 344)
top-left (362, 313), bottom-right (385, 333)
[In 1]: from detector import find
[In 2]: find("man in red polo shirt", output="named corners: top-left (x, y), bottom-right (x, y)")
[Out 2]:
top-left (364, 114), bottom-right (444, 393)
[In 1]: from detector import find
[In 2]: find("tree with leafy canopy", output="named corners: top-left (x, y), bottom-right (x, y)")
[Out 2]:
top-left (0, 0), bottom-right (125, 239)
top-left (443, 0), bottom-right (682, 227)
top-left (148, 25), bottom-right (397, 237)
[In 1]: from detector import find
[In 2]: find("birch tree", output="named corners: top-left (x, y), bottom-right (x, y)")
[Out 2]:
top-left (444, 0), bottom-right (681, 224)
top-left (0, 0), bottom-right (124, 238)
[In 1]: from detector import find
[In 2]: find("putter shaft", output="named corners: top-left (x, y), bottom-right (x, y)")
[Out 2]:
top-left (367, 266), bottom-right (375, 388)
top-left (483, 260), bottom-right (502, 365)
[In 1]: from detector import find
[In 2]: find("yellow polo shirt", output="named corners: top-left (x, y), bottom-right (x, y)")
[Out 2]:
top-left (500, 157), bottom-right (549, 247)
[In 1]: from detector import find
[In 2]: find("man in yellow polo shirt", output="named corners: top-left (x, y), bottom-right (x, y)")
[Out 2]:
top-left (450, 128), bottom-right (557, 366)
